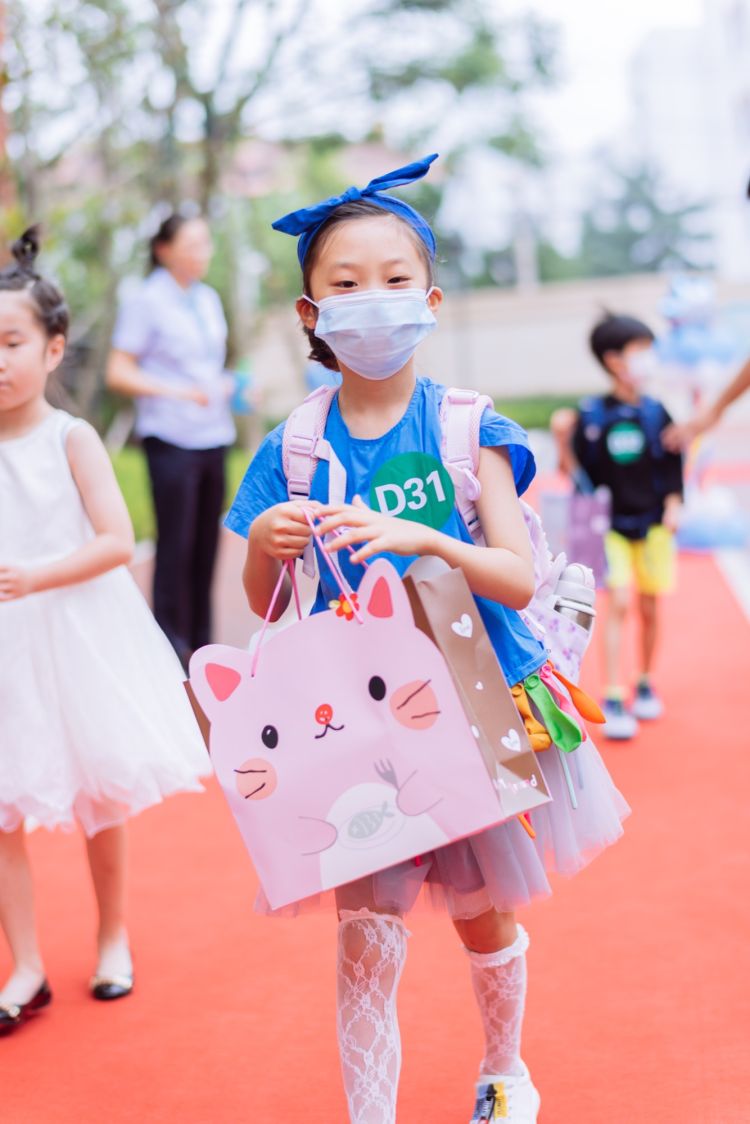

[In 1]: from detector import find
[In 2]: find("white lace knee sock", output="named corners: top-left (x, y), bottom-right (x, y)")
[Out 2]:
top-left (465, 924), bottom-right (529, 1079)
top-left (336, 909), bottom-right (408, 1124)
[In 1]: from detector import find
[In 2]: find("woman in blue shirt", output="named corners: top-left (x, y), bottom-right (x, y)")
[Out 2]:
top-left (107, 213), bottom-right (234, 667)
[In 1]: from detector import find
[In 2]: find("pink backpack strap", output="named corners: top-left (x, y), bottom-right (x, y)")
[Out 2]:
top-left (282, 385), bottom-right (339, 577)
top-left (282, 385), bottom-right (337, 501)
top-left (439, 387), bottom-right (493, 545)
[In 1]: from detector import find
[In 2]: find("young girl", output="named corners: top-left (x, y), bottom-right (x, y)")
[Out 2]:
top-left (0, 228), bottom-right (209, 1034)
top-left (225, 156), bottom-right (629, 1123)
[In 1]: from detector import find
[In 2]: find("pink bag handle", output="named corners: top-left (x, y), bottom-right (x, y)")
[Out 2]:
top-left (251, 559), bottom-right (303, 678)
top-left (302, 508), bottom-right (364, 623)
top-left (250, 510), bottom-right (369, 677)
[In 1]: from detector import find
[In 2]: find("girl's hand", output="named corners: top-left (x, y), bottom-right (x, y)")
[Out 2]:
top-left (0, 565), bottom-right (34, 601)
top-left (315, 496), bottom-right (434, 564)
top-left (252, 500), bottom-right (324, 560)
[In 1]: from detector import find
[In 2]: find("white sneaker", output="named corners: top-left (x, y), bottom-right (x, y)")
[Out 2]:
top-left (631, 681), bottom-right (664, 721)
top-left (470, 1064), bottom-right (540, 1122)
top-left (601, 697), bottom-right (638, 740)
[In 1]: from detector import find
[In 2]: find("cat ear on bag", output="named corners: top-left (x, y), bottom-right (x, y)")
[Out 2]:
top-left (188, 645), bottom-right (252, 718)
top-left (358, 559), bottom-right (414, 625)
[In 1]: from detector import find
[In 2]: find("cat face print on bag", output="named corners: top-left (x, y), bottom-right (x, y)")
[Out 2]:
top-left (189, 559), bottom-right (503, 909)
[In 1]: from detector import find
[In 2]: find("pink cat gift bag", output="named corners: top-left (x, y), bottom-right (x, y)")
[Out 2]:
top-left (189, 556), bottom-right (549, 912)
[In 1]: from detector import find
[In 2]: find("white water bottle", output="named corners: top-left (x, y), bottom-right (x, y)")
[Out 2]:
top-left (553, 562), bottom-right (596, 632)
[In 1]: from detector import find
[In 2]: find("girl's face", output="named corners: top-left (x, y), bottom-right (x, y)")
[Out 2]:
top-left (297, 215), bottom-right (442, 327)
top-left (156, 219), bottom-right (214, 285)
top-left (0, 292), bottom-right (65, 412)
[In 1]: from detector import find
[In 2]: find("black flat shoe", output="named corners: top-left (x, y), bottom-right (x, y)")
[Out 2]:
top-left (89, 972), bottom-right (134, 1001)
top-left (0, 980), bottom-right (52, 1036)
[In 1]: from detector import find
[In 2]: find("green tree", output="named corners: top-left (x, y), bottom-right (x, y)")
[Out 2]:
top-left (4, 0), bottom-right (559, 421)
top-left (577, 164), bottom-right (712, 277)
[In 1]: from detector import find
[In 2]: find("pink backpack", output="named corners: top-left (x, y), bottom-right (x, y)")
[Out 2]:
top-left (282, 386), bottom-right (591, 681)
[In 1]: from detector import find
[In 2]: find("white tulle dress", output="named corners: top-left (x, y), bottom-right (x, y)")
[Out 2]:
top-left (0, 409), bottom-right (209, 836)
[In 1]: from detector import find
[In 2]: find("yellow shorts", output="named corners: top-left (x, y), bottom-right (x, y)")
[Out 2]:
top-left (605, 525), bottom-right (676, 595)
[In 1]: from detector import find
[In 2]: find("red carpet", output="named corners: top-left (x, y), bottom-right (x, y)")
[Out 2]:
top-left (2, 554), bottom-right (749, 1122)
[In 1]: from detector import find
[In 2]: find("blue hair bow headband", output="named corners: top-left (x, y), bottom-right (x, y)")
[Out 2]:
top-left (272, 153), bottom-right (438, 265)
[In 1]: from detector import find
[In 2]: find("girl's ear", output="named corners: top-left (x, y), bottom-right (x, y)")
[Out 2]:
top-left (427, 286), bottom-right (443, 313)
top-left (45, 334), bottom-right (66, 374)
top-left (296, 295), bottom-right (318, 331)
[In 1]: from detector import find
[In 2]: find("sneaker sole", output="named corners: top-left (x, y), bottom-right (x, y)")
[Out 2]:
top-left (631, 704), bottom-right (663, 721)
top-left (471, 1080), bottom-right (541, 1123)
top-left (603, 726), bottom-right (638, 740)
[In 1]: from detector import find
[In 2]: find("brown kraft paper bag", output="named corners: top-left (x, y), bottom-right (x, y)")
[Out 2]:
top-left (184, 681), bottom-right (211, 751)
top-left (403, 562), bottom-right (550, 822)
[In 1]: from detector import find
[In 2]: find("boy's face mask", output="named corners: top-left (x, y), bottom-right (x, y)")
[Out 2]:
top-left (303, 288), bottom-right (437, 380)
top-left (625, 346), bottom-right (658, 384)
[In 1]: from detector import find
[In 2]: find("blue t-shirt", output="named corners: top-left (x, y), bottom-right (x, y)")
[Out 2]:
top-left (226, 377), bottom-right (546, 686)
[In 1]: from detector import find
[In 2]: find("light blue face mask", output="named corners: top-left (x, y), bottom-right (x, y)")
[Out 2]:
top-left (304, 288), bottom-right (437, 380)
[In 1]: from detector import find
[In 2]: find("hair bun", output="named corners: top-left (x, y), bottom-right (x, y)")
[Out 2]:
top-left (11, 225), bottom-right (41, 273)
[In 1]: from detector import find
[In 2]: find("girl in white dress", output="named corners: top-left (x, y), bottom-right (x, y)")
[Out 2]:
top-left (0, 228), bottom-right (209, 1034)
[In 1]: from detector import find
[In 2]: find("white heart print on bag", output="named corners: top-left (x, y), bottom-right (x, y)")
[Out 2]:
top-left (501, 728), bottom-right (521, 752)
top-left (451, 613), bottom-right (473, 638)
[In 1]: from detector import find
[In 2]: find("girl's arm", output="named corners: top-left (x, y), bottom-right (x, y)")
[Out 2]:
top-left (316, 447), bottom-right (535, 610)
top-left (0, 425), bottom-right (135, 601)
top-left (106, 349), bottom-right (209, 406)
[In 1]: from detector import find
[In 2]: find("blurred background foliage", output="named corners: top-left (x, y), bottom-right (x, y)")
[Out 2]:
top-left (1, 0), bottom-right (711, 430)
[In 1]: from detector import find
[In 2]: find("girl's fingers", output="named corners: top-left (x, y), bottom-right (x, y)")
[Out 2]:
top-left (314, 515), bottom-right (357, 537)
top-left (349, 539), bottom-right (384, 565)
top-left (313, 508), bottom-right (365, 530)
top-left (290, 510), bottom-right (319, 526)
top-left (324, 526), bottom-right (374, 552)
top-left (276, 538), bottom-right (309, 553)
top-left (313, 502), bottom-right (349, 517)
top-left (276, 520), bottom-right (314, 538)
top-left (317, 508), bottom-right (378, 535)
top-left (286, 513), bottom-right (317, 529)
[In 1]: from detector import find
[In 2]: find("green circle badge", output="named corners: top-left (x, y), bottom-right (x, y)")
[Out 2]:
top-left (370, 452), bottom-right (455, 529)
top-left (606, 421), bottom-right (645, 465)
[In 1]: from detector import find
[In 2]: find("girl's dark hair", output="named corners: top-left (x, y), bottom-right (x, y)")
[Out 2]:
top-left (148, 212), bottom-right (196, 271)
top-left (301, 199), bottom-right (435, 371)
top-left (0, 225), bottom-right (69, 339)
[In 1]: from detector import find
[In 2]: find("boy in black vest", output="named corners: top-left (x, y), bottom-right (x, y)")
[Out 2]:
top-left (553, 313), bottom-right (683, 740)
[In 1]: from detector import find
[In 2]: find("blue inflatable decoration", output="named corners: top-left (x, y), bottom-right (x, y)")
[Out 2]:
top-left (655, 277), bottom-right (744, 372)
top-left (654, 277), bottom-right (750, 551)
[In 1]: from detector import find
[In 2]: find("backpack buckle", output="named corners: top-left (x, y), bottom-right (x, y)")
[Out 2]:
top-left (445, 388), bottom-right (478, 406)
top-left (445, 457), bottom-right (481, 500)
top-left (287, 475), bottom-right (312, 499)
top-left (287, 433), bottom-right (319, 458)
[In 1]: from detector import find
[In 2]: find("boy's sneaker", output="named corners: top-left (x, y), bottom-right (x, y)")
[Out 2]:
top-left (631, 681), bottom-right (664, 721)
top-left (601, 697), bottom-right (638, 741)
top-left (470, 1065), bottom-right (540, 1122)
